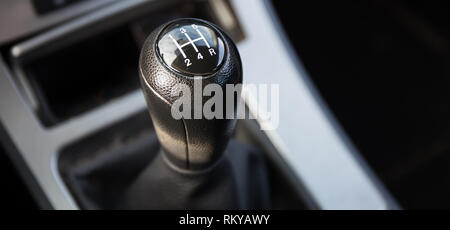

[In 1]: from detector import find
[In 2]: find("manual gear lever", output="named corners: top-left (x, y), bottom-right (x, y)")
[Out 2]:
top-left (139, 18), bottom-right (241, 171)
top-left (121, 18), bottom-right (269, 209)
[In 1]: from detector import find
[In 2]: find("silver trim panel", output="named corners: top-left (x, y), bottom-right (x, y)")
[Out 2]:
top-left (232, 0), bottom-right (396, 209)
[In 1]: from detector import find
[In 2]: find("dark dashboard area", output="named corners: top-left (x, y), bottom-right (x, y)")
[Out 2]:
top-left (273, 0), bottom-right (450, 209)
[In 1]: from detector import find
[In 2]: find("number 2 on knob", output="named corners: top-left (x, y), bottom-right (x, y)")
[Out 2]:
top-left (185, 58), bottom-right (192, 67)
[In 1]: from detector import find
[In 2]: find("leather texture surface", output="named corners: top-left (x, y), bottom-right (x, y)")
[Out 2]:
top-left (139, 18), bottom-right (243, 170)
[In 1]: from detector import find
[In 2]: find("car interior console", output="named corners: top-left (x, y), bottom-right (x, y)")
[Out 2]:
top-left (0, 0), bottom-right (398, 210)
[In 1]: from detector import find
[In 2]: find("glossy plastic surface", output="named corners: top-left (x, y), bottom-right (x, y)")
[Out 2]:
top-left (156, 19), bottom-right (226, 76)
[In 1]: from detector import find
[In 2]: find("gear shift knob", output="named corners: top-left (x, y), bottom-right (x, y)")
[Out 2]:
top-left (139, 18), bottom-right (242, 170)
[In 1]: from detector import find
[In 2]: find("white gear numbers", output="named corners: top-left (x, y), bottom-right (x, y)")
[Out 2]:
top-left (169, 24), bottom-right (217, 67)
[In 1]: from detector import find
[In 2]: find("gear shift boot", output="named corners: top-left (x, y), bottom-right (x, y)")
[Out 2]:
top-left (119, 140), bottom-right (270, 209)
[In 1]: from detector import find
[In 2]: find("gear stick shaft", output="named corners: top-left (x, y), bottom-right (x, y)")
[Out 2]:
top-left (139, 18), bottom-right (241, 171)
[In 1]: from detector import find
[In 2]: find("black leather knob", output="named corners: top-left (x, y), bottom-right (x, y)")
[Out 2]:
top-left (139, 18), bottom-right (242, 170)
